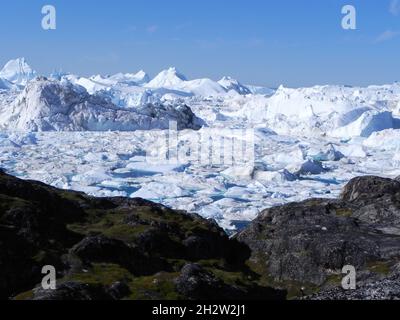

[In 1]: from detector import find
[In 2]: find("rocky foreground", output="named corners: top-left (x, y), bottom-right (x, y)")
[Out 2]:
top-left (237, 175), bottom-right (400, 299)
top-left (1, 169), bottom-right (400, 300)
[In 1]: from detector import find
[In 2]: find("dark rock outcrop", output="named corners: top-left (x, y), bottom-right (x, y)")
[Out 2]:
top-left (0, 170), bottom-right (276, 300)
top-left (175, 264), bottom-right (240, 300)
top-left (32, 279), bottom-right (132, 301)
top-left (3, 170), bottom-right (400, 300)
top-left (237, 175), bottom-right (400, 298)
top-left (175, 264), bottom-right (286, 300)
top-left (70, 235), bottom-right (167, 276)
top-left (341, 176), bottom-right (400, 202)
top-left (32, 282), bottom-right (112, 300)
top-left (307, 273), bottom-right (400, 300)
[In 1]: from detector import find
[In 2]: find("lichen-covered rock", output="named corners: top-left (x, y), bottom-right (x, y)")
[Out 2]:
top-left (0, 170), bottom-right (275, 300)
top-left (341, 176), bottom-right (400, 202)
top-left (70, 235), bottom-right (166, 276)
top-left (175, 264), bottom-right (233, 300)
top-left (307, 273), bottom-right (400, 300)
top-left (238, 176), bottom-right (400, 298)
top-left (4, 169), bottom-right (400, 300)
top-left (32, 282), bottom-right (112, 300)
top-left (175, 264), bottom-right (286, 300)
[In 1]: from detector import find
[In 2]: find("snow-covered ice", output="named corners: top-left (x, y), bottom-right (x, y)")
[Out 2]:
top-left (2, 129), bottom-right (400, 231)
top-left (0, 58), bottom-right (36, 86)
top-left (1, 58), bottom-right (400, 231)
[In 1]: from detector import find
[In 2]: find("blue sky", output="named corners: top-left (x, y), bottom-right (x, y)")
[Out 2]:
top-left (0, 0), bottom-right (399, 87)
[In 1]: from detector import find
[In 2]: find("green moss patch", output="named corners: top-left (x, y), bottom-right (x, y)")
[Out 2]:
top-left (129, 272), bottom-right (181, 300)
top-left (65, 263), bottom-right (133, 287)
top-left (367, 261), bottom-right (391, 275)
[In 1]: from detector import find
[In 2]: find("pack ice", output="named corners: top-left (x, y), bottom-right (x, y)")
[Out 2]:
top-left (1, 57), bottom-right (400, 231)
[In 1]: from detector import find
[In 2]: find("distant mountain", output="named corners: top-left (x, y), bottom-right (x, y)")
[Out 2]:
top-left (147, 70), bottom-right (253, 97)
top-left (246, 84), bottom-right (276, 96)
top-left (0, 59), bottom-right (264, 98)
top-left (0, 58), bottom-right (37, 85)
top-left (108, 70), bottom-right (150, 85)
top-left (1, 58), bottom-right (400, 138)
top-left (218, 76), bottom-right (251, 95)
top-left (147, 67), bottom-right (187, 88)
top-left (179, 78), bottom-right (228, 97)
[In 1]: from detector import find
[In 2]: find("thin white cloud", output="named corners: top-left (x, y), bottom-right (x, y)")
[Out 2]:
top-left (175, 23), bottom-right (192, 31)
top-left (375, 29), bottom-right (400, 42)
top-left (126, 25), bottom-right (137, 32)
top-left (147, 25), bottom-right (158, 34)
top-left (247, 38), bottom-right (265, 48)
top-left (390, 0), bottom-right (400, 15)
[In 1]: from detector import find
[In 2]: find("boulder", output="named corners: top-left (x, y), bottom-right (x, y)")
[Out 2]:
top-left (341, 176), bottom-right (400, 202)
top-left (175, 264), bottom-right (242, 300)
top-left (32, 282), bottom-right (114, 300)
top-left (0, 171), bottom-right (275, 300)
top-left (238, 175), bottom-right (400, 294)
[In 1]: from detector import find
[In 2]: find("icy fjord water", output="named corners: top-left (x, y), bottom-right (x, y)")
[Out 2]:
top-left (1, 129), bottom-right (400, 231)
